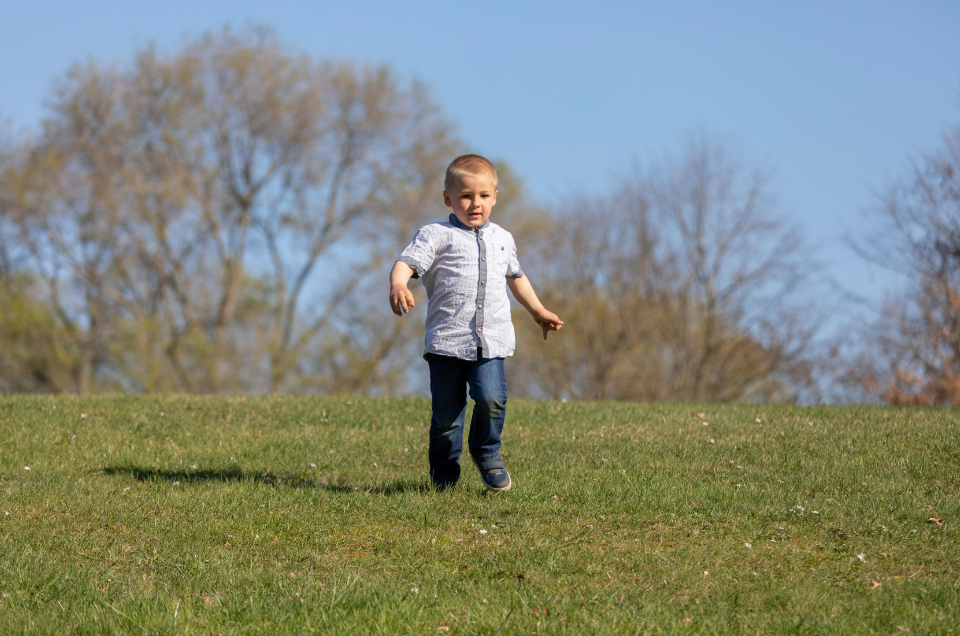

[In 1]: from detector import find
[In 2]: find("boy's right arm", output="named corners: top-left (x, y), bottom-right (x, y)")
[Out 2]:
top-left (389, 261), bottom-right (417, 316)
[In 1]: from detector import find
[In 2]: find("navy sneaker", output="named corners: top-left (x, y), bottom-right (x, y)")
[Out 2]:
top-left (472, 456), bottom-right (512, 492)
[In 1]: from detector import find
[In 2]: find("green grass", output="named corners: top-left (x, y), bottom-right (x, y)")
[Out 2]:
top-left (1, 395), bottom-right (958, 634)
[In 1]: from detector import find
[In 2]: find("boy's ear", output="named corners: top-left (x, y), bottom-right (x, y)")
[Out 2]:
top-left (442, 191), bottom-right (452, 207)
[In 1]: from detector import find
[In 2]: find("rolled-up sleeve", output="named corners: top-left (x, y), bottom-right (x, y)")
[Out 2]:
top-left (399, 226), bottom-right (438, 279)
top-left (506, 236), bottom-right (524, 279)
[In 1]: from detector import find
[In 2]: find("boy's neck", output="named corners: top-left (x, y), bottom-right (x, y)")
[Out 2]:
top-left (449, 213), bottom-right (489, 232)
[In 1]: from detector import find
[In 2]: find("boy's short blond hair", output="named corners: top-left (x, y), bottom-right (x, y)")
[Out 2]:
top-left (444, 154), bottom-right (498, 191)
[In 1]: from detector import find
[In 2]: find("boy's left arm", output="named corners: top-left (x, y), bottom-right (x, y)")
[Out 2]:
top-left (507, 275), bottom-right (563, 340)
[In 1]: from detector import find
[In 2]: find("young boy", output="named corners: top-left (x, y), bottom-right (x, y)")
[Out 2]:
top-left (389, 155), bottom-right (562, 491)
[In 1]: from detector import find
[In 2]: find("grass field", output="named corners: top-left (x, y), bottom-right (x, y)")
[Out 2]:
top-left (1, 395), bottom-right (958, 634)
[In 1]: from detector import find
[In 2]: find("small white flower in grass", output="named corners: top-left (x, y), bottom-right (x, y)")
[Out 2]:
top-left (479, 529), bottom-right (487, 535)
top-left (491, 525), bottom-right (498, 529)
top-left (191, 465), bottom-right (197, 470)
top-left (602, 458), bottom-right (608, 462)
top-left (410, 587), bottom-right (419, 594)
top-left (24, 466), bottom-right (30, 471)
top-left (710, 439), bottom-right (715, 444)
top-left (744, 542), bottom-right (752, 549)
top-left (3, 511), bottom-right (8, 516)
top-left (858, 553), bottom-right (867, 563)
top-left (703, 422), bottom-right (709, 426)
top-left (309, 463), bottom-right (316, 469)
top-left (813, 511), bottom-right (820, 515)
top-left (756, 418), bottom-right (761, 423)
top-left (80, 414), bottom-right (86, 419)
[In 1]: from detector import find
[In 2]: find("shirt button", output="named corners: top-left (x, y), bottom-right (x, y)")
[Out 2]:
top-left (478, 327), bottom-right (483, 332)
top-left (480, 281), bottom-right (485, 285)
top-left (478, 303), bottom-right (483, 308)
top-left (481, 257), bottom-right (486, 261)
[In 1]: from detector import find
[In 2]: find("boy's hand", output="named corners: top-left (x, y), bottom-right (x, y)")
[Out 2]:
top-left (507, 276), bottom-right (563, 340)
top-left (390, 283), bottom-right (416, 316)
top-left (389, 261), bottom-right (417, 316)
top-left (533, 310), bottom-right (563, 340)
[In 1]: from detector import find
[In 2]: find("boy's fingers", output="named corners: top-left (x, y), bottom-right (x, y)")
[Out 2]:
top-left (541, 320), bottom-right (551, 339)
top-left (390, 294), bottom-right (407, 316)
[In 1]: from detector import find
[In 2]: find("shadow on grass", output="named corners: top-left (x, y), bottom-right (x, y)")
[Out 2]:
top-left (100, 466), bottom-right (430, 496)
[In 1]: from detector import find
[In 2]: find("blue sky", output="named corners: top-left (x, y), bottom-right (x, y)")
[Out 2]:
top-left (2, 1), bottom-right (959, 307)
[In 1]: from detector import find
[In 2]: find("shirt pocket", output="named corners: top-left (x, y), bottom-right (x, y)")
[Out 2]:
top-left (491, 242), bottom-right (510, 277)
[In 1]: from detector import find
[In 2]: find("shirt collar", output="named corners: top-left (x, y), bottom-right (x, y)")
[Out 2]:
top-left (449, 213), bottom-right (489, 232)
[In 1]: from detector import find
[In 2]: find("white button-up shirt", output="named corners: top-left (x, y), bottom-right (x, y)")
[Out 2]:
top-left (399, 214), bottom-right (525, 360)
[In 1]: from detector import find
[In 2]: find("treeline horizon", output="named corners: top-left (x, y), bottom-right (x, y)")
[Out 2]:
top-left (1, 27), bottom-right (958, 405)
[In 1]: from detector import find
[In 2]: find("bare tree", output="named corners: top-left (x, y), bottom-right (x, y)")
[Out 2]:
top-left (0, 100), bottom-right (129, 393)
top-left (844, 119), bottom-right (960, 404)
top-left (511, 135), bottom-right (816, 402)
top-left (0, 27), bottom-right (456, 394)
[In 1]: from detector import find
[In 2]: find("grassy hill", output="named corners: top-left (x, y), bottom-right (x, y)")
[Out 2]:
top-left (1, 395), bottom-right (957, 634)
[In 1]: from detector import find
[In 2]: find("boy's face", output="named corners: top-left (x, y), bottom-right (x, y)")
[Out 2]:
top-left (443, 173), bottom-right (498, 228)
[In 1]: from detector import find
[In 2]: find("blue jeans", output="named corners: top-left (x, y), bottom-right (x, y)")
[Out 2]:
top-left (425, 351), bottom-right (507, 487)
